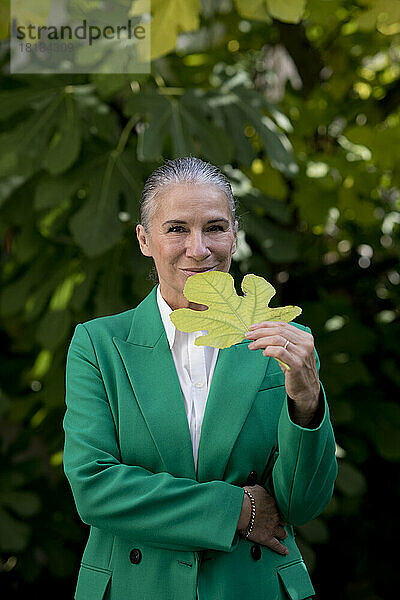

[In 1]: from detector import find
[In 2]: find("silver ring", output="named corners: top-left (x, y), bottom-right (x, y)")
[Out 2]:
top-left (283, 339), bottom-right (290, 350)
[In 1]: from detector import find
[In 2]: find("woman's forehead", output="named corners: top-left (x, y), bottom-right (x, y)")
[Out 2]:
top-left (153, 182), bottom-right (231, 219)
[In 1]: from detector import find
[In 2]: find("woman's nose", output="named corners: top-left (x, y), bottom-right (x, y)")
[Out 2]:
top-left (186, 233), bottom-right (211, 260)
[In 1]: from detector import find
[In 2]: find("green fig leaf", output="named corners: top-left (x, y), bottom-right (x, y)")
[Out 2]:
top-left (170, 271), bottom-right (302, 368)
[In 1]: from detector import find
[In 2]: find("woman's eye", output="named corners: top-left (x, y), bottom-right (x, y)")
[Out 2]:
top-left (167, 226), bottom-right (186, 233)
top-left (167, 225), bottom-right (224, 233)
top-left (207, 225), bottom-right (224, 232)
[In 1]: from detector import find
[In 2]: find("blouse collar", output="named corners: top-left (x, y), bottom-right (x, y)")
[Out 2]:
top-left (156, 284), bottom-right (177, 350)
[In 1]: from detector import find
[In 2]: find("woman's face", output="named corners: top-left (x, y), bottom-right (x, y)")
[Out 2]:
top-left (136, 182), bottom-right (238, 310)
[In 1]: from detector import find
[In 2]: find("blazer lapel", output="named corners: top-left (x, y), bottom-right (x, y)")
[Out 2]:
top-left (196, 341), bottom-right (270, 483)
top-left (112, 284), bottom-right (274, 485)
top-left (112, 286), bottom-right (196, 480)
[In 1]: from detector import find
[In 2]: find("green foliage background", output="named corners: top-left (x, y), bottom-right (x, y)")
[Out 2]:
top-left (0, 1), bottom-right (399, 597)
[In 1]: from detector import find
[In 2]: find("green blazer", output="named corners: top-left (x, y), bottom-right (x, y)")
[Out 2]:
top-left (63, 285), bottom-right (337, 600)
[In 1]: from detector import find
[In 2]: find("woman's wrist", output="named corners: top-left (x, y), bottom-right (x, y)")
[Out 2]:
top-left (236, 487), bottom-right (253, 534)
top-left (239, 488), bottom-right (256, 538)
top-left (237, 487), bottom-right (256, 539)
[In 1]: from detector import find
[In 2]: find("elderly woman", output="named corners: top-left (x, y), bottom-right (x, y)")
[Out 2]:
top-left (63, 156), bottom-right (337, 600)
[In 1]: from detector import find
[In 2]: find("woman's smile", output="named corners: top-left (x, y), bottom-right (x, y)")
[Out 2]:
top-left (180, 265), bottom-right (217, 276)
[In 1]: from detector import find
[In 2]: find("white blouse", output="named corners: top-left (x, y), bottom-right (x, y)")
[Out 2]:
top-left (156, 285), bottom-right (219, 472)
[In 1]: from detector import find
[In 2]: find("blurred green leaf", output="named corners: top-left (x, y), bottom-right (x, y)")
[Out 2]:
top-left (335, 461), bottom-right (367, 496)
top-left (297, 518), bottom-right (330, 544)
top-left (0, 507), bottom-right (30, 552)
top-left (0, 254), bottom-right (51, 317)
top-left (0, 176), bottom-right (28, 206)
top-left (89, 74), bottom-right (147, 100)
top-left (34, 173), bottom-right (79, 210)
top-left (345, 125), bottom-right (400, 170)
top-left (246, 214), bottom-right (299, 262)
top-left (241, 191), bottom-right (292, 224)
top-left (370, 402), bottom-right (400, 462)
top-left (150, 0), bottom-right (200, 60)
top-left (35, 309), bottom-right (72, 351)
top-left (267, 0), bottom-right (306, 23)
top-left (0, 87), bottom-right (58, 120)
top-left (125, 90), bottom-right (234, 164)
top-left (234, 0), bottom-right (271, 22)
top-left (0, 491), bottom-right (41, 517)
top-left (42, 96), bottom-right (82, 175)
top-left (125, 91), bottom-right (171, 161)
top-left (234, 93), bottom-right (298, 176)
top-left (68, 147), bottom-right (142, 256)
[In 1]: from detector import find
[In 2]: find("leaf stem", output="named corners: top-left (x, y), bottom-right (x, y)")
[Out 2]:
top-left (277, 358), bottom-right (291, 371)
top-left (114, 115), bottom-right (137, 156)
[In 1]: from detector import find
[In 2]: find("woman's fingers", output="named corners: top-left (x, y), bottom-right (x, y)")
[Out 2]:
top-left (264, 536), bottom-right (289, 555)
top-left (250, 321), bottom-right (298, 332)
top-left (246, 333), bottom-right (290, 349)
top-left (275, 526), bottom-right (288, 539)
top-left (245, 486), bottom-right (290, 554)
top-left (248, 322), bottom-right (304, 342)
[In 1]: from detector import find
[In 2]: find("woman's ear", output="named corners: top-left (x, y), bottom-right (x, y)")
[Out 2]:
top-left (136, 224), bottom-right (152, 257)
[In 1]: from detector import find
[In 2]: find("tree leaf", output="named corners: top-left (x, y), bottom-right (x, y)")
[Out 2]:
top-left (335, 461), bottom-right (367, 497)
top-left (10, 0), bottom-right (51, 30)
top-left (0, 175), bottom-right (28, 206)
top-left (179, 96), bottom-right (234, 164)
top-left (0, 507), bottom-right (30, 552)
top-left (124, 91), bottom-right (171, 162)
top-left (68, 147), bottom-right (142, 257)
top-left (266, 0), bottom-right (306, 23)
top-left (0, 490), bottom-right (41, 517)
top-left (297, 518), bottom-right (330, 544)
top-left (0, 97), bottom-right (60, 178)
top-left (90, 74), bottom-right (148, 100)
top-left (354, 0), bottom-right (400, 32)
top-left (151, 0), bottom-right (200, 60)
top-left (223, 88), bottom-right (298, 176)
top-left (138, 102), bottom-right (171, 162)
top-left (234, 0), bottom-right (271, 22)
top-left (241, 190), bottom-right (292, 224)
top-left (0, 87), bottom-right (57, 120)
top-left (221, 103), bottom-right (255, 167)
top-left (345, 125), bottom-right (400, 170)
top-left (245, 214), bottom-right (299, 262)
top-left (125, 90), bottom-right (234, 164)
top-left (42, 95), bottom-right (81, 175)
top-left (36, 309), bottom-right (72, 351)
top-left (170, 271), bottom-right (302, 356)
top-left (0, 252), bottom-right (51, 317)
top-left (0, 0), bottom-right (10, 40)
top-left (170, 99), bottom-right (197, 157)
top-left (34, 173), bottom-right (79, 210)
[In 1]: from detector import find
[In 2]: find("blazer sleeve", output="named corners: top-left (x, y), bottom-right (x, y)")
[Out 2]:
top-left (63, 323), bottom-right (244, 553)
top-left (270, 326), bottom-right (338, 526)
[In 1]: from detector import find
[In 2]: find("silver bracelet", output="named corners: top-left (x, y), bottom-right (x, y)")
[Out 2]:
top-left (241, 488), bottom-right (256, 539)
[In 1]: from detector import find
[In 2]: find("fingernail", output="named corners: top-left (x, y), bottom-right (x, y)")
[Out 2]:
top-left (244, 332), bottom-right (252, 337)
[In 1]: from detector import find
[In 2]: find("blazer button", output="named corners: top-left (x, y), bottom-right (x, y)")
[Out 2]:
top-left (246, 470), bottom-right (258, 486)
top-left (251, 544), bottom-right (262, 561)
top-left (129, 548), bottom-right (142, 564)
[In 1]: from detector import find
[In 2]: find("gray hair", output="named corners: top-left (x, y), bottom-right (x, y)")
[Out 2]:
top-left (140, 156), bottom-right (237, 232)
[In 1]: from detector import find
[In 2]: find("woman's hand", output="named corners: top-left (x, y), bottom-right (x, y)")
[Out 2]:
top-left (245, 321), bottom-right (321, 425)
top-left (237, 485), bottom-right (289, 555)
